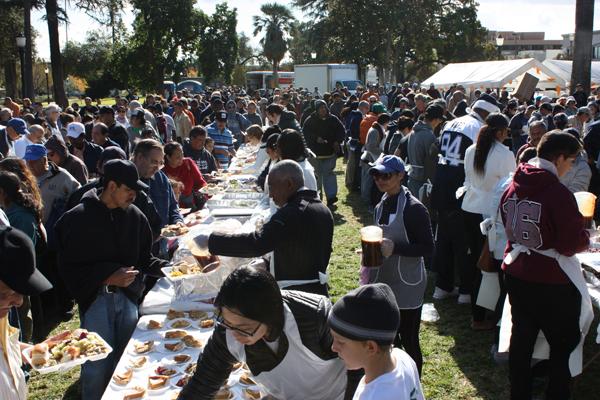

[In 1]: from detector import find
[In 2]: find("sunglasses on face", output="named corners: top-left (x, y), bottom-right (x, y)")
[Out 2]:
top-left (215, 311), bottom-right (262, 337)
top-left (372, 172), bottom-right (395, 181)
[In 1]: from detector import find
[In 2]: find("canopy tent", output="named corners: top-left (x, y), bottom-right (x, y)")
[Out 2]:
top-left (422, 58), bottom-right (566, 92)
top-left (542, 60), bottom-right (600, 88)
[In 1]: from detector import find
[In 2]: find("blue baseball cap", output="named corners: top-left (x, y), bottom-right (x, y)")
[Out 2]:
top-left (369, 155), bottom-right (405, 175)
top-left (23, 144), bottom-right (48, 161)
top-left (7, 118), bottom-right (29, 136)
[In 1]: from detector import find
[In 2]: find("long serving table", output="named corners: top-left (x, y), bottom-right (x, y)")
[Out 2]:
top-left (102, 150), bottom-right (271, 400)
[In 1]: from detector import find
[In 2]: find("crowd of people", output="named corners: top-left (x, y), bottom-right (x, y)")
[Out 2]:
top-left (0, 78), bottom-right (599, 400)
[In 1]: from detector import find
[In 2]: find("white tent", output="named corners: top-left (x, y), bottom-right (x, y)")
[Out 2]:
top-left (542, 60), bottom-right (600, 87)
top-left (422, 58), bottom-right (566, 92)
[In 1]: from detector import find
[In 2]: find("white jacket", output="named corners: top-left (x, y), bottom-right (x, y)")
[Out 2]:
top-left (461, 141), bottom-right (516, 215)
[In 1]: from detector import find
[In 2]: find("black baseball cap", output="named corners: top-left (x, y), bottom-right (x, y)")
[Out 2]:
top-left (215, 111), bottom-right (228, 122)
top-left (0, 227), bottom-right (52, 295)
top-left (103, 159), bottom-right (149, 191)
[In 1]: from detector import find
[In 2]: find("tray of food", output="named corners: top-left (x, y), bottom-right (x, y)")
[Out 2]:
top-left (162, 260), bottom-right (221, 283)
top-left (199, 182), bottom-right (229, 196)
top-left (23, 329), bottom-right (112, 374)
top-left (206, 199), bottom-right (259, 209)
top-left (161, 223), bottom-right (190, 238)
top-left (221, 192), bottom-right (264, 200)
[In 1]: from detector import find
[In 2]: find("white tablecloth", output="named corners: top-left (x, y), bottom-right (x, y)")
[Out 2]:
top-left (576, 252), bottom-right (600, 310)
top-left (100, 314), bottom-right (261, 400)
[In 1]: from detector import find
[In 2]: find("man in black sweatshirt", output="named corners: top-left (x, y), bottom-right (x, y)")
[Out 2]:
top-left (194, 160), bottom-right (333, 296)
top-left (55, 160), bottom-right (166, 400)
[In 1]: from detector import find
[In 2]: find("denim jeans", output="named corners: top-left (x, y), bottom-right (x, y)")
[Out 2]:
top-left (309, 155), bottom-right (338, 201)
top-left (360, 162), bottom-right (373, 204)
top-left (80, 290), bottom-right (138, 400)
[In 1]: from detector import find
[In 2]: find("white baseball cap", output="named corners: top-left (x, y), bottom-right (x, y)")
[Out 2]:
top-left (66, 122), bottom-right (86, 138)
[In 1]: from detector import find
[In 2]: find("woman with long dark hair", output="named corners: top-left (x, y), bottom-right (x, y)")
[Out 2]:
top-left (461, 113), bottom-right (516, 330)
top-left (0, 170), bottom-right (45, 343)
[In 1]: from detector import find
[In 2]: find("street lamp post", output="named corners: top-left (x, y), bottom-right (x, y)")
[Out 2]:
top-left (44, 66), bottom-right (50, 103)
top-left (311, 52), bottom-right (317, 61)
top-left (16, 34), bottom-right (26, 99)
top-left (495, 35), bottom-right (504, 47)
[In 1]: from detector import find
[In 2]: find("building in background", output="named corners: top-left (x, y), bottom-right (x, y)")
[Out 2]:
top-left (487, 31), bottom-right (563, 61)
top-left (562, 31), bottom-right (600, 61)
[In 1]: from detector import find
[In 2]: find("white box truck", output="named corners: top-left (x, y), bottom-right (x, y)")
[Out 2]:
top-left (293, 64), bottom-right (363, 95)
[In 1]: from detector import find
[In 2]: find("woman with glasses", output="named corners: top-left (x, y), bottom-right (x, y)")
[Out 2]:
top-left (361, 155), bottom-right (434, 376)
top-left (178, 266), bottom-right (356, 400)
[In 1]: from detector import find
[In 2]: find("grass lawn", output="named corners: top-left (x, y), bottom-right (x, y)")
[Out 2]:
top-left (27, 159), bottom-right (600, 399)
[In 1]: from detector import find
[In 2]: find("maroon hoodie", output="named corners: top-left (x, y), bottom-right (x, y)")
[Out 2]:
top-left (500, 161), bottom-right (589, 284)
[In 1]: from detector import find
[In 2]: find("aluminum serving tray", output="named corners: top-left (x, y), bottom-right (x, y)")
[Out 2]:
top-left (206, 199), bottom-right (260, 209)
top-left (221, 192), bottom-right (264, 200)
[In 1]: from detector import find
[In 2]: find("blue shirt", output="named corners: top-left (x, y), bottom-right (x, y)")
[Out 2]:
top-left (145, 170), bottom-right (183, 226)
top-left (206, 122), bottom-right (234, 169)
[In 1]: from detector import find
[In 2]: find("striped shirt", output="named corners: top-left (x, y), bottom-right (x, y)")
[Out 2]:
top-left (206, 123), bottom-right (234, 169)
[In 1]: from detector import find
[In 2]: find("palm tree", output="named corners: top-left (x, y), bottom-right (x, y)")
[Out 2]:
top-left (570, 0), bottom-right (595, 96)
top-left (253, 3), bottom-right (296, 89)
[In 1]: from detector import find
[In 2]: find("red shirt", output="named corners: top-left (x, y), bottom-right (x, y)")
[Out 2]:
top-left (163, 158), bottom-right (206, 197)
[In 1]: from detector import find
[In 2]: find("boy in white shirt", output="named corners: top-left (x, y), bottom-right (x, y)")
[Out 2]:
top-left (329, 283), bottom-right (425, 400)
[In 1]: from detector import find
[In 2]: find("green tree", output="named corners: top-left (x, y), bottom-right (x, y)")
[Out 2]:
top-left (0, 5), bottom-right (23, 98)
top-left (62, 32), bottom-right (112, 81)
top-left (296, 0), bottom-right (493, 83)
top-left (113, 0), bottom-right (207, 92)
top-left (288, 21), bottom-right (328, 65)
top-left (198, 3), bottom-right (239, 85)
top-left (253, 3), bottom-right (296, 88)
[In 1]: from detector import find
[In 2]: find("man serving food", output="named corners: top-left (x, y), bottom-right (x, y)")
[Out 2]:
top-left (191, 160), bottom-right (334, 296)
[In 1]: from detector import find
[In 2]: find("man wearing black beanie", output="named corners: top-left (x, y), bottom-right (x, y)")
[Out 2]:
top-left (329, 283), bottom-right (424, 400)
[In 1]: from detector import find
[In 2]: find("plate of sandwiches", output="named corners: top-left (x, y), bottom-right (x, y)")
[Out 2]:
top-left (127, 356), bottom-right (149, 371)
top-left (111, 368), bottom-right (134, 388)
top-left (161, 341), bottom-right (186, 353)
top-left (147, 374), bottom-right (171, 394)
top-left (165, 353), bottom-right (194, 365)
top-left (162, 330), bottom-right (189, 340)
top-left (169, 319), bottom-right (193, 329)
top-left (137, 315), bottom-right (166, 331)
top-left (121, 385), bottom-right (146, 400)
top-left (198, 318), bottom-right (215, 330)
top-left (128, 340), bottom-right (157, 356)
top-left (182, 334), bottom-right (203, 349)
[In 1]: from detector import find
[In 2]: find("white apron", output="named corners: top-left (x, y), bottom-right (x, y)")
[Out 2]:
top-left (0, 317), bottom-right (27, 400)
top-left (369, 188), bottom-right (427, 309)
top-left (499, 244), bottom-right (594, 376)
top-left (226, 304), bottom-right (346, 400)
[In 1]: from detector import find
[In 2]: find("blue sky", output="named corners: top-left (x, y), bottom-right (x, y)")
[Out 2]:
top-left (31, 0), bottom-right (599, 60)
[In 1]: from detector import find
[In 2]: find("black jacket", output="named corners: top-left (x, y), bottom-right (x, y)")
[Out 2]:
top-left (278, 109), bottom-right (302, 132)
top-left (65, 180), bottom-right (162, 240)
top-left (68, 141), bottom-right (104, 175)
top-left (209, 189), bottom-right (333, 293)
top-left (179, 290), bottom-right (360, 400)
top-left (303, 112), bottom-right (346, 157)
top-left (55, 188), bottom-right (166, 313)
